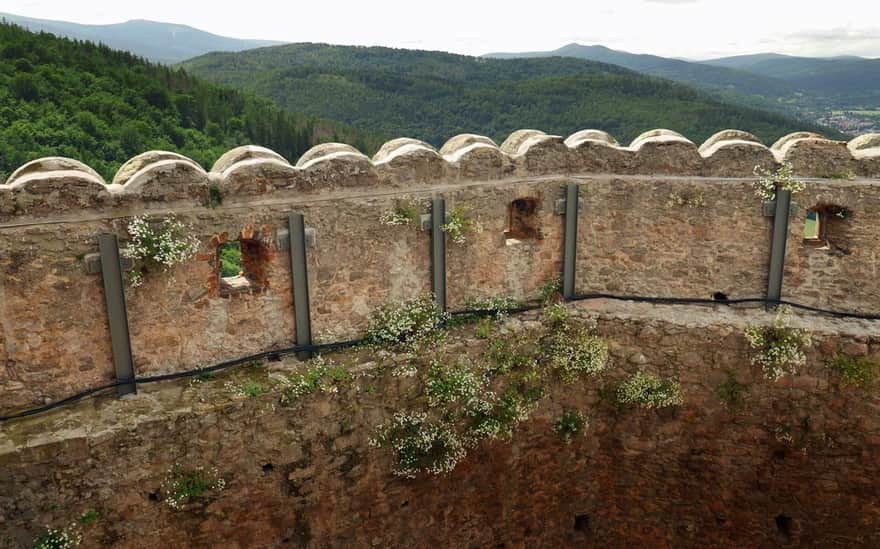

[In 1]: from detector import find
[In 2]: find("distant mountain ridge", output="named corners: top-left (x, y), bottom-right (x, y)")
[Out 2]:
top-left (485, 43), bottom-right (880, 134)
top-left (0, 12), bottom-right (284, 63)
top-left (181, 42), bottom-right (843, 147)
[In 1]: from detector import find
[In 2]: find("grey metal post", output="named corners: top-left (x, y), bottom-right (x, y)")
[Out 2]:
top-left (288, 213), bottom-right (313, 360)
top-left (431, 196), bottom-right (447, 311)
top-left (766, 189), bottom-right (792, 309)
top-left (562, 183), bottom-right (580, 300)
top-left (97, 233), bottom-right (136, 396)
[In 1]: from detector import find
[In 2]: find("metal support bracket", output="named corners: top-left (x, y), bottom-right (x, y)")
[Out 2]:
top-left (276, 227), bottom-right (317, 250)
top-left (97, 233), bottom-right (136, 396)
top-left (766, 189), bottom-right (792, 309)
top-left (554, 196), bottom-right (584, 215)
top-left (430, 197), bottom-right (447, 311)
top-left (562, 184), bottom-right (580, 300)
top-left (288, 213), bottom-right (313, 360)
top-left (84, 253), bottom-right (133, 275)
top-left (420, 212), bottom-right (450, 231)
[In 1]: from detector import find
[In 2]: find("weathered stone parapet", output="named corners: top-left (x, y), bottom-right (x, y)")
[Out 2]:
top-left (4, 128), bottom-right (880, 217)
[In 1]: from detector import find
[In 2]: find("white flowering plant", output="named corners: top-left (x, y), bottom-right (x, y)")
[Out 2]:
top-left (33, 524), bottom-right (82, 549)
top-left (280, 355), bottom-right (350, 403)
top-left (753, 163), bottom-right (805, 201)
top-left (616, 371), bottom-right (684, 409)
top-left (160, 465), bottom-right (226, 511)
top-left (379, 201), bottom-right (419, 226)
top-left (744, 313), bottom-right (811, 381)
top-left (462, 389), bottom-right (537, 446)
top-left (369, 411), bottom-right (467, 478)
top-left (441, 204), bottom-right (481, 244)
top-left (121, 215), bottom-right (200, 287)
top-left (554, 408), bottom-right (587, 443)
top-left (365, 293), bottom-right (448, 350)
top-left (545, 322), bottom-right (610, 383)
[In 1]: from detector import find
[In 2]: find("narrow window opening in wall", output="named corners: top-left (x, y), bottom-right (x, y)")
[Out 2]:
top-left (804, 210), bottom-right (823, 242)
top-left (775, 515), bottom-right (793, 543)
top-left (217, 238), bottom-right (269, 296)
top-left (505, 198), bottom-right (541, 245)
top-left (574, 514), bottom-right (591, 533)
top-left (804, 204), bottom-right (851, 250)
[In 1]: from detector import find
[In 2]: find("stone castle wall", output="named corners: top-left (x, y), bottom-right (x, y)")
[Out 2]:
top-left (1, 302), bottom-right (879, 547)
top-left (2, 128), bottom-right (880, 413)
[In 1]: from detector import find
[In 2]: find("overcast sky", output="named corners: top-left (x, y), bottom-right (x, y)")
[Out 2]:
top-left (4, 0), bottom-right (880, 59)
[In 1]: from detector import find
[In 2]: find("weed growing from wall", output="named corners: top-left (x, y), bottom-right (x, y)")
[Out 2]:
top-left (161, 466), bottom-right (226, 511)
top-left (753, 163), bottom-right (805, 201)
top-left (365, 293), bottom-right (448, 351)
top-left (33, 524), bottom-right (82, 548)
top-left (121, 215), bottom-right (200, 287)
top-left (205, 184), bottom-right (223, 209)
top-left (280, 355), bottom-right (350, 402)
top-left (536, 277), bottom-right (562, 305)
top-left (370, 301), bottom-right (608, 478)
top-left (554, 408), bottom-right (587, 443)
top-left (441, 204), bottom-right (481, 244)
top-left (716, 371), bottom-right (747, 406)
top-left (617, 372), bottom-right (684, 409)
top-left (369, 411), bottom-right (467, 479)
top-left (826, 353), bottom-right (879, 388)
top-left (744, 312), bottom-right (811, 381)
top-left (380, 201), bottom-right (419, 226)
top-left (543, 307), bottom-right (609, 382)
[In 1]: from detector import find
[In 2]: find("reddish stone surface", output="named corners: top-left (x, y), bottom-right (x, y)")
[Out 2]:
top-left (1, 304), bottom-right (878, 547)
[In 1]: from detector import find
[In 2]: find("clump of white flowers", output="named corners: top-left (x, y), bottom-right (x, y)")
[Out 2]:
top-left (753, 163), bottom-right (805, 201)
top-left (121, 215), bottom-right (200, 287)
top-left (369, 411), bottom-right (466, 478)
top-left (617, 371), bottom-right (684, 409)
top-left (33, 524), bottom-right (82, 549)
top-left (425, 359), bottom-right (483, 408)
top-left (379, 202), bottom-right (419, 226)
top-left (160, 465), bottom-right (226, 511)
top-left (545, 319), bottom-right (609, 382)
top-left (280, 355), bottom-right (350, 403)
top-left (744, 312), bottom-right (811, 381)
top-left (365, 293), bottom-right (448, 349)
top-left (441, 204), bottom-right (481, 244)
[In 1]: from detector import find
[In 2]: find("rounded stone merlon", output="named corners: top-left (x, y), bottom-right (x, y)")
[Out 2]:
top-left (848, 134), bottom-right (880, 156)
top-left (113, 151), bottom-right (203, 186)
top-left (6, 169), bottom-right (110, 198)
top-left (439, 134), bottom-right (498, 156)
top-left (297, 150), bottom-right (378, 188)
top-left (629, 129), bottom-right (687, 149)
top-left (6, 157), bottom-right (105, 186)
top-left (700, 140), bottom-right (777, 176)
top-left (500, 129), bottom-right (548, 155)
top-left (296, 143), bottom-right (364, 168)
top-left (564, 129), bottom-right (619, 148)
top-left (778, 137), bottom-right (854, 175)
top-left (372, 138), bottom-right (437, 163)
top-left (221, 158), bottom-right (300, 194)
top-left (121, 159), bottom-right (209, 197)
top-left (211, 145), bottom-right (289, 173)
top-left (699, 130), bottom-right (762, 154)
top-left (771, 132), bottom-right (824, 152)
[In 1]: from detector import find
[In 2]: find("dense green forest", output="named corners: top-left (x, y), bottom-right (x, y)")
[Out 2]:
top-left (0, 23), bottom-right (383, 183)
top-left (181, 43), bottom-right (843, 147)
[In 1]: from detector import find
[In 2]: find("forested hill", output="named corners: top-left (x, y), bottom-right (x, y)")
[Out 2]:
top-left (0, 23), bottom-right (383, 183)
top-left (180, 43), bottom-right (843, 147)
